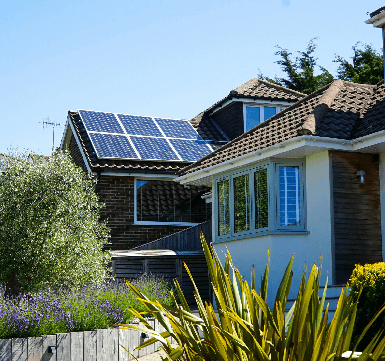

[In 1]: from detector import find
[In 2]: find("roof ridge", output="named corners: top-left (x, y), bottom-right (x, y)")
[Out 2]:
top-left (298, 79), bottom-right (344, 135)
top-left (255, 79), bottom-right (307, 97)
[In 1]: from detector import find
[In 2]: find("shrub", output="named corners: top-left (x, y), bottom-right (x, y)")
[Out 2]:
top-left (0, 151), bottom-right (110, 294)
top-left (0, 274), bottom-right (173, 338)
top-left (349, 262), bottom-right (385, 350)
top-left (123, 234), bottom-right (385, 361)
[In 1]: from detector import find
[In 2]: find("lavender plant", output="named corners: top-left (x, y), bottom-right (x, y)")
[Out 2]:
top-left (0, 274), bottom-right (172, 339)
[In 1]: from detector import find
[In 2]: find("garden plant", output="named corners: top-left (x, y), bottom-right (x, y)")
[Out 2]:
top-left (0, 274), bottom-right (173, 339)
top-left (349, 262), bottom-right (385, 351)
top-left (0, 151), bottom-right (110, 295)
top-left (124, 234), bottom-right (385, 361)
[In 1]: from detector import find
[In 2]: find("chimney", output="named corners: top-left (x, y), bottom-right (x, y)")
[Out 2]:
top-left (366, 7), bottom-right (385, 82)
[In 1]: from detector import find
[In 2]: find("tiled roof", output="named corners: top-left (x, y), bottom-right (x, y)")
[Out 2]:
top-left (68, 111), bottom-right (188, 173)
top-left (353, 82), bottom-right (385, 138)
top-left (189, 78), bottom-right (305, 143)
top-left (370, 6), bottom-right (385, 18)
top-left (180, 80), bottom-right (377, 176)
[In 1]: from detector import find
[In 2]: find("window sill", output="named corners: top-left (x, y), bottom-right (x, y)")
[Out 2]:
top-left (214, 229), bottom-right (310, 244)
top-left (134, 221), bottom-right (199, 226)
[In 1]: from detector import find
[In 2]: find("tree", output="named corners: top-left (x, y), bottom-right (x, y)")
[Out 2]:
top-left (0, 151), bottom-right (110, 295)
top-left (335, 43), bottom-right (384, 84)
top-left (260, 40), bottom-right (383, 94)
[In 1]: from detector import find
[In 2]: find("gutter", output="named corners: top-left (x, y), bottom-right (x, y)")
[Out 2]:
top-left (177, 131), bottom-right (385, 184)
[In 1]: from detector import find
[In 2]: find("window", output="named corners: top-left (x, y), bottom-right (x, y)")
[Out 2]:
top-left (135, 179), bottom-right (208, 225)
top-left (215, 160), bottom-right (305, 240)
top-left (244, 105), bottom-right (285, 132)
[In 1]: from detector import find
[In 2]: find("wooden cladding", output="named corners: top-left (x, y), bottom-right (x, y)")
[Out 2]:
top-left (331, 151), bottom-right (382, 285)
top-left (112, 254), bottom-right (210, 306)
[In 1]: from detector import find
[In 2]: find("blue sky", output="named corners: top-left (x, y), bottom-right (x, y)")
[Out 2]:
top-left (1, 0), bottom-right (384, 155)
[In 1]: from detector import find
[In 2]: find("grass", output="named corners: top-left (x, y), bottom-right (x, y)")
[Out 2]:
top-left (0, 274), bottom-right (173, 339)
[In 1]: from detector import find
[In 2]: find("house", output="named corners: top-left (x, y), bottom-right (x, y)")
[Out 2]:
top-left (59, 80), bottom-right (303, 250)
top-left (177, 8), bottom-right (385, 302)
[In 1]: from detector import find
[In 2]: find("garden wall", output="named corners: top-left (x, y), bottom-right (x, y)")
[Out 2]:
top-left (0, 318), bottom-right (164, 361)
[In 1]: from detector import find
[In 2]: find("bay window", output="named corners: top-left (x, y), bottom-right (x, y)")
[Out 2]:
top-left (215, 160), bottom-right (305, 240)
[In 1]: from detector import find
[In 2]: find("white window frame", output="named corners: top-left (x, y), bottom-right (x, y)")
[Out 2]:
top-left (134, 177), bottom-right (199, 226)
top-left (243, 103), bottom-right (287, 132)
top-left (214, 159), bottom-right (306, 242)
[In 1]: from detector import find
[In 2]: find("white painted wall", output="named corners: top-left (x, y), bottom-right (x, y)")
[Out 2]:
top-left (212, 150), bottom-right (333, 306)
top-left (378, 152), bottom-right (385, 261)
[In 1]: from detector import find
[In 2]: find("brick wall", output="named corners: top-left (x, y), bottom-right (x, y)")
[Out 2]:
top-left (97, 175), bottom-right (211, 250)
top-left (211, 102), bottom-right (244, 140)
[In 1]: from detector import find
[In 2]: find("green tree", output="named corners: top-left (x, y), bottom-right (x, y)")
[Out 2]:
top-left (0, 151), bottom-right (110, 295)
top-left (260, 40), bottom-right (383, 94)
top-left (335, 43), bottom-right (384, 84)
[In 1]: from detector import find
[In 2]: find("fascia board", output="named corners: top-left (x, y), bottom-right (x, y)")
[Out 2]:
top-left (67, 117), bottom-right (92, 174)
top-left (352, 129), bottom-right (385, 150)
top-left (211, 97), bottom-right (295, 115)
top-left (366, 11), bottom-right (385, 27)
top-left (59, 117), bottom-right (70, 151)
top-left (177, 136), bottom-right (352, 185)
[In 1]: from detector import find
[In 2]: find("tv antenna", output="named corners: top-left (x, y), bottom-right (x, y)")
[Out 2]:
top-left (39, 117), bottom-right (61, 152)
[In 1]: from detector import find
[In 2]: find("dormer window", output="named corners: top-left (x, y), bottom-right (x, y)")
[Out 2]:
top-left (244, 104), bottom-right (285, 132)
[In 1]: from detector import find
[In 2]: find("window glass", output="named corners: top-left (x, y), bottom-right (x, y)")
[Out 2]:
top-left (264, 107), bottom-right (276, 121)
top-left (218, 179), bottom-right (230, 236)
top-left (255, 168), bottom-right (268, 229)
top-left (233, 174), bottom-right (251, 233)
top-left (245, 106), bottom-right (260, 131)
top-left (279, 166), bottom-right (300, 226)
top-left (136, 179), bottom-right (206, 223)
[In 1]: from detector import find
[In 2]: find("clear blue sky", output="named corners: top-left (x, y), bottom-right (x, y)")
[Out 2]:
top-left (1, 0), bottom-right (384, 155)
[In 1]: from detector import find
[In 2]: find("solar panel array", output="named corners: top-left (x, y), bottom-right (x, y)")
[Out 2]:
top-left (78, 110), bottom-right (212, 162)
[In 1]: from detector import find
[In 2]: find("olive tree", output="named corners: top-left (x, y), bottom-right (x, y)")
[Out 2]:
top-left (0, 151), bottom-right (110, 295)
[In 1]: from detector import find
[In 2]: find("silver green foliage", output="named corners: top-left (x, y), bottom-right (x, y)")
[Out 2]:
top-left (0, 151), bottom-right (110, 292)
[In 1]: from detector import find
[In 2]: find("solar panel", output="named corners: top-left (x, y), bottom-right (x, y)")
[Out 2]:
top-left (79, 110), bottom-right (123, 134)
top-left (89, 133), bottom-right (138, 159)
top-left (154, 118), bottom-right (197, 139)
top-left (169, 139), bottom-right (211, 161)
top-left (130, 137), bottom-right (180, 161)
top-left (117, 114), bottom-right (162, 137)
top-left (78, 110), bottom-right (214, 162)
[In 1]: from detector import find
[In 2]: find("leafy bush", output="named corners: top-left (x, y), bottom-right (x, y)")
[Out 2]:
top-left (0, 274), bottom-right (173, 338)
top-left (349, 262), bottom-right (385, 350)
top-left (124, 235), bottom-right (385, 361)
top-left (0, 151), bottom-right (110, 294)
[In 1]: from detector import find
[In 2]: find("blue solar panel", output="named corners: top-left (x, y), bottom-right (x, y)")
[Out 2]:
top-left (79, 110), bottom-right (123, 134)
top-left (89, 133), bottom-right (138, 159)
top-left (155, 118), bottom-right (197, 139)
top-left (170, 139), bottom-right (211, 161)
top-left (131, 137), bottom-right (179, 161)
top-left (117, 114), bottom-right (162, 137)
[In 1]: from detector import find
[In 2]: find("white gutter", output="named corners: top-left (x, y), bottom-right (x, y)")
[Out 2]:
top-left (177, 131), bottom-right (385, 185)
top-left (366, 10), bottom-right (385, 28)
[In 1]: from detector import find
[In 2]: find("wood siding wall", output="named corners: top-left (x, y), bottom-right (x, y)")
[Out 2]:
top-left (331, 151), bottom-right (382, 284)
top-left (211, 102), bottom-right (244, 140)
top-left (113, 254), bottom-right (210, 306)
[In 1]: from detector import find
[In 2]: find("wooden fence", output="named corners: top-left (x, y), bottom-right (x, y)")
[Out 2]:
top-left (0, 319), bottom-right (165, 361)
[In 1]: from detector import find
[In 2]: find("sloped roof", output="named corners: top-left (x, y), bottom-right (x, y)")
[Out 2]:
top-left (68, 111), bottom-right (188, 173)
top-left (180, 80), bottom-right (378, 176)
top-left (189, 78), bottom-right (305, 145)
